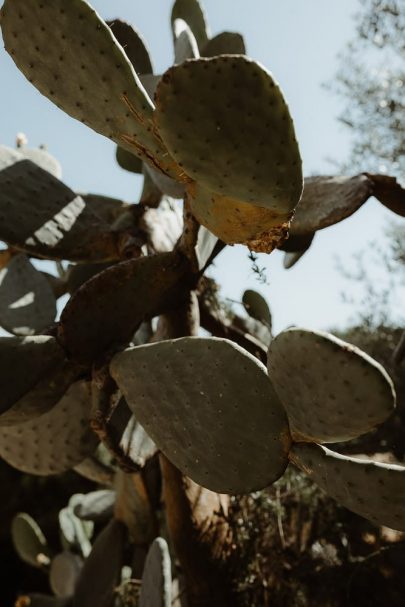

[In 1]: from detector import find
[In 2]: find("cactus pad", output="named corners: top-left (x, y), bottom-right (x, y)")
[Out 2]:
top-left (290, 443), bottom-right (405, 531)
top-left (116, 146), bottom-right (143, 174)
top-left (110, 337), bottom-right (291, 494)
top-left (242, 290), bottom-right (272, 327)
top-left (0, 157), bottom-right (120, 262)
top-left (0, 381), bottom-right (98, 475)
top-left (173, 18), bottom-right (200, 63)
top-left (107, 19), bottom-right (153, 75)
top-left (60, 251), bottom-right (188, 364)
top-left (11, 512), bottom-right (51, 568)
top-left (290, 175), bottom-right (374, 235)
top-left (155, 56), bottom-right (302, 214)
top-left (171, 0), bottom-right (209, 50)
top-left (0, 254), bottom-right (56, 335)
top-left (187, 182), bottom-right (291, 252)
top-left (201, 32), bottom-right (246, 56)
top-left (139, 537), bottom-right (172, 607)
top-left (73, 519), bottom-right (126, 607)
top-left (18, 145), bottom-right (62, 179)
top-left (0, 335), bottom-right (65, 421)
top-left (50, 552), bottom-right (83, 598)
top-left (1, 0), bottom-right (180, 178)
top-left (268, 328), bottom-right (396, 443)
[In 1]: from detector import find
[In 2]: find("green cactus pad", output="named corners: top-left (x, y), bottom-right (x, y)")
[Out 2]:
top-left (290, 443), bottom-right (405, 531)
top-left (73, 519), bottom-right (126, 607)
top-left (242, 290), bottom-right (272, 328)
top-left (0, 381), bottom-right (98, 475)
top-left (268, 328), bottom-right (396, 443)
top-left (155, 56), bottom-right (302, 213)
top-left (50, 551), bottom-right (83, 598)
top-left (11, 512), bottom-right (51, 568)
top-left (173, 18), bottom-right (199, 63)
top-left (290, 175), bottom-right (374, 236)
top-left (107, 19), bottom-right (153, 75)
top-left (60, 251), bottom-right (188, 364)
top-left (0, 157), bottom-right (120, 262)
top-left (110, 337), bottom-right (291, 494)
top-left (187, 182), bottom-right (291, 252)
top-left (0, 335), bottom-right (66, 422)
top-left (116, 146), bottom-right (143, 174)
top-left (139, 537), bottom-right (172, 607)
top-left (1, 0), bottom-right (180, 178)
top-left (0, 254), bottom-right (56, 335)
top-left (171, 0), bottom-right (209, 50)
top-left (201, 32), bottom-right (246, 56)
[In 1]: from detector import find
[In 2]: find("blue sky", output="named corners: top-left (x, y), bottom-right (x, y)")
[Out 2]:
top-left (0, 0), bottom-right (402, 333)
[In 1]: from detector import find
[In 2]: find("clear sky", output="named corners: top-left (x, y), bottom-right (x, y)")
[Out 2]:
top-left (0, 0), bottom-right (402, 333)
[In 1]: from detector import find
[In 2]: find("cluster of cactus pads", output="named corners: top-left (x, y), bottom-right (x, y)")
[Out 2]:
top-left (0, 0), bottom-right (404, 604)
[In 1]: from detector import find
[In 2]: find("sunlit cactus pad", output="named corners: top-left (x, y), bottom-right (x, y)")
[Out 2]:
top-left (0, 381), bottom-right (98, 475)
top-left (268, 328), bottom-right (395, 443)
top-left (171, 0), bottom-right (209, 50)
top-left (155, 55), bottom-right (302, 213)
top-left (187, 182), bottom-right (291, 252)
top-left (0, 0), bottom-right (179, 177)
top-left (0, 151), bottom-right (120, 262)
top-left (291, 443), bottom-right (405, 531)
top-left (139, 537), bottom-right (172, 607)
top-left (110, 337), bottom-right (291, 494)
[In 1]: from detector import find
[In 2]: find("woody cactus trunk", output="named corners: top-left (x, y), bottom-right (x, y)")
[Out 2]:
top-left (0, 0), bottom-right (405, 606)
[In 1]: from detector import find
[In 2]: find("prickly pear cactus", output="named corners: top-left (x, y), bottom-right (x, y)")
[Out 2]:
top-left (110, 337), bottom-right (291, 493)
top-left (139, 537), bottom-right (172, 607)
top-left (0, 380), bottom-right (98, 474)
top-left (268, 327), bottom-right (396, 443)
top-left (290, 443), bottom-right (405, 531)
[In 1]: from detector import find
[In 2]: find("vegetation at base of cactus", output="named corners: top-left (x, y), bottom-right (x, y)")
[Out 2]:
top-left (110, 337), bottom-right (291, 494)
top-left (268, 327), bottom-right (396, 443)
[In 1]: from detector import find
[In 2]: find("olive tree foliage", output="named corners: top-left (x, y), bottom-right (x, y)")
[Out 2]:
top-left (331, 0), bottom-right (404, 179)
